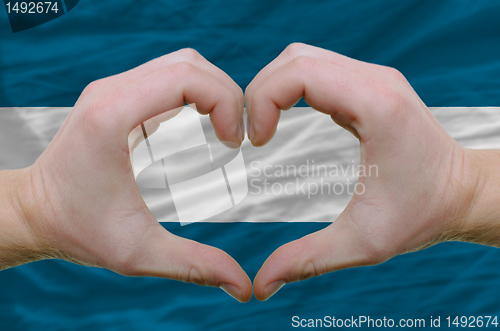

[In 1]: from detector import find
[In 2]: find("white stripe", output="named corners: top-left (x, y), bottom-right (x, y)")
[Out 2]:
top-left (2, 107), bottom-right (500, 223)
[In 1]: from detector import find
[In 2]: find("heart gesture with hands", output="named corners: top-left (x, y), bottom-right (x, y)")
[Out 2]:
top-left (1, 43), bottom-right (498, 302)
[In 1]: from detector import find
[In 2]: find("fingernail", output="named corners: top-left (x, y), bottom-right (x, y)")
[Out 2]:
top-left (264, 280), bottom-right (285, 301)
top-left (247, 117), bottom-right (255, 142)
top-left (237, 117), bottom-right (245, 144)
top-left (220, 283), bottom-right (244, 303)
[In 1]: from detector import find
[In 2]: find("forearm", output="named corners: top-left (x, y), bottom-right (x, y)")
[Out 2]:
top-left (0, 168), bottom-right (43, 269)
top-left (454, 149), bottom-right (500, 247)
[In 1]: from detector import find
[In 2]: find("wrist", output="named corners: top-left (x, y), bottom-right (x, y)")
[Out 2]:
top-left (450, 148), bottom-right (500, 246)
top-left (0, 167), bottom-right (47, 269)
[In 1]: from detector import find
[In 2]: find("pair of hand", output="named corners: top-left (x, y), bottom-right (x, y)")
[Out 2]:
top-left (11, 43), bottom-right (485, 302)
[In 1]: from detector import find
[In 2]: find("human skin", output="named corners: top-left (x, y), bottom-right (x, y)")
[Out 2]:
top-left (245, 43), bottom-right (500, 300)
top-left (1, 44), bottom-right (499, 303)
top-left (0, 49), bottom-right (252, 303)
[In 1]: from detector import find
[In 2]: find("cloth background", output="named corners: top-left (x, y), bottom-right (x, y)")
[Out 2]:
top-left (1, 1), bottom-right (500, 330)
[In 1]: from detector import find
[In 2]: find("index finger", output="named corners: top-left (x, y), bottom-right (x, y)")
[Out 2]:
top-left (247, 56), bottom-right (375, 146)
top-left (245, 43), bottom-right (381, 116)
top-left (121, 49), bottom-right (244, 112)
top-left (80, 61), bottom-right (243, 149)
top-left (95, 49), bottom-right (244, 113)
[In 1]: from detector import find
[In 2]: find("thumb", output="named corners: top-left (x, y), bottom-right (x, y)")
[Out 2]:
top-left (114, 223), bottom-right (252, 303)
top-left (253, 212), bottom-right (380, 301)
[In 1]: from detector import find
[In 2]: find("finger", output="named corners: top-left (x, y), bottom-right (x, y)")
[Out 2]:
top-left (126, 49), bottom-right (244, 111)
top-left (253, 213), bottom-right (377, 301)
top-left (245, 43), bottom-right (380, 115)
top-left (101, 49), bottom-right (244, 113)
top-left (85, 62), bottom-right (243, 147)
top-left (116, 223), bottom-right (252, 303)
top-left (248, 56), bottom-right (374, 146)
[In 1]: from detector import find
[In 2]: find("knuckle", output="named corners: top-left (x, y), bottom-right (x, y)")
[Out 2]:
top-left (185, 266), bottom-right (204, 285)
top-left (292, 55), bottom-right (317, 72)
top-left (299, 260), bottom-right (321, 281)
top-left (82, 92), bottom-right (117, 132)
top-left (283, 237), bottom-right (326, 282)
top-left (177, 48), bottom-right (200, 62)
top-left (285, 42), bottom-right (307, 56)
top-left (176, 244), bottom-right (211, 286)
top-left (81, 78), bottom-right (107, 98)
top-left (380, 66), bottom-right (407, 83)
top-left (371, 83), bottom-right (407, 119)
top-left (168, 61), bottom-right (194, 80)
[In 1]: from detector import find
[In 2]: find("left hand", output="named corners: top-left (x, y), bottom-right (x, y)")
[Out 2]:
top-left (5, 49), bottom-right (252, 302)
